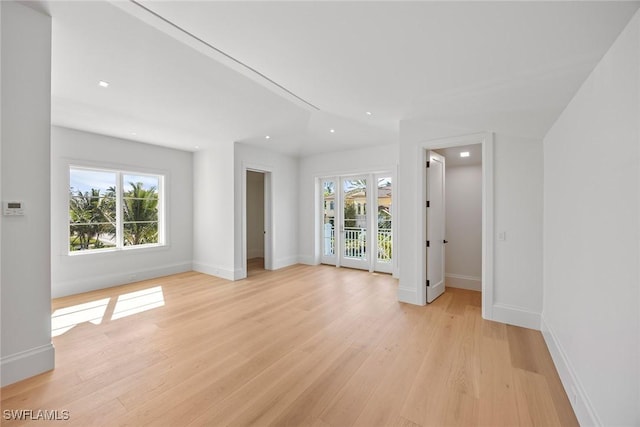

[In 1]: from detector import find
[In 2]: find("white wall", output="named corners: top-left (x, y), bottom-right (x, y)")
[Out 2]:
top-left (493, 135), bottom-right (543, 317)
top-left (50, 127), bottom-right (193, 297)
top-left (234, 143), bottom-right (299, 273)
top-left (398, 120), bottom-right (543, 330)
top-left (297, 144), bottom-right (398, 268)
top-left (443, 164), bottom-right (482, 291)
top-left (0, 2), bottom-right (54, 386)
top-left (192, 141), bottom-right (236, 280)
top-left (542, 10), bottom-right (640, 426)
top-left (246, 170), bottom-right (265, 259)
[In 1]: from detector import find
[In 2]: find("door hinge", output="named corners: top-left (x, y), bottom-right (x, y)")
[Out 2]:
top-left (426, 161), bottom-right (430, 168)
top-left (426, 240), bottom-right (430, 248)
top-left (426, 200), bottom-right (430, 208)
top-left (426, 280), bottom-right (430, 287)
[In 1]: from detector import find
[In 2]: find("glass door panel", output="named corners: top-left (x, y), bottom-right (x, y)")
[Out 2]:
top-left (375, 175), bottom-right (393, 273)
top-left (321, 179), bottom-right (336, 261)
top-left (341, 176), bottom-right (369, 269)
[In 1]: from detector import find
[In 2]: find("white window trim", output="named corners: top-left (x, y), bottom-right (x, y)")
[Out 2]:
top-left (68, 165), bottom-right (165, 255)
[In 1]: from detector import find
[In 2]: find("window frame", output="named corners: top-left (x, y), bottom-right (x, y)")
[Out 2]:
top-left (68, 165), bottom-right (165, 255)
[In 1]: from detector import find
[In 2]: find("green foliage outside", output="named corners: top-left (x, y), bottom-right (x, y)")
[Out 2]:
top-left (69, 182), bottom-right (158, 251)
top-left (344, 201), bottom-right (357, 228)
top-left (123, 182), bottom-right (159, 246)
top-left (69, 187), bottom-right (116, 251)
top-left (377, 201), bottom-right (392, 260)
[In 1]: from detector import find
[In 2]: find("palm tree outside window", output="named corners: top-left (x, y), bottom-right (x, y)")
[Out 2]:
top-left (69, 167), bottom-right (163, 253)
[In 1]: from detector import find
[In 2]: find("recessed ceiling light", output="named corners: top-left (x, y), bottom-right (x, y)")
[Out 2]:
top-left (365, 111), bottom-right (372, 116)
top-left (460, 151), bottom-right (470, 158)
top-left (98, 81), bottom-right (110, 88)
top-left (131, 132), bottom-right (137, 136)
top-left (265, 135), bottom-right (271, 139)
top-left (194, 145), bottom-right (200, 149)
top-left (329, 129), bottom-right (335, 133)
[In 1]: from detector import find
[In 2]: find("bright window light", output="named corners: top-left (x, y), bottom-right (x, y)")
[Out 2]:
top-left (460, 151), bottom-right (470, 158)
top-left (51, 298), bottom-right (111, 337)
top-left (111, 286), bottom-right (165, 320)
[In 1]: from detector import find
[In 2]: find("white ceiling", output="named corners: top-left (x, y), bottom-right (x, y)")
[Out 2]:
top-left (434, 144), bottom-right (482, 167)
top-left (44, 1), bottom-right (639, 156)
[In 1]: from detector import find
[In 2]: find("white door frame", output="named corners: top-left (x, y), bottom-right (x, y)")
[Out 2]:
top-left (419, 132), bottom-right (494, 319)
top-left (241, 162), bottom-right (274, 279)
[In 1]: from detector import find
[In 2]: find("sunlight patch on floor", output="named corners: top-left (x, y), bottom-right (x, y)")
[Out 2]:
top-left (111, 286), bottom-right (165, 320)
top-left (51, 298), bottom-right (110, 337)
top-left (52, 286), bottom-right (166, 336)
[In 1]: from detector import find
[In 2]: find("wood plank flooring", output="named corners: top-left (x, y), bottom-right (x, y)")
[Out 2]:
top-left (1, 262), bottom-right (578, 426)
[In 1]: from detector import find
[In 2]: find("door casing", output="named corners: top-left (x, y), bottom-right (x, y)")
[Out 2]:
top-left (419, 133), bottom-right (494, 319)
top-left (241, 162), bottom-right (273, 279)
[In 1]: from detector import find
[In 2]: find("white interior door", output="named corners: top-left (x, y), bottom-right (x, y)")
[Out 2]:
top-left (340, 176), bottom-right (369, 270)
top-left (426, 151), bottom-right (446, 303)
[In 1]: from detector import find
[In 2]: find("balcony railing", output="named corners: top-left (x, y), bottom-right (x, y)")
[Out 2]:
top-left (323, 225), bottom-right (392, 261)
top-left (323, 223), bottom-right (335, 256)
top-left (377, 228), bottom-right (392, 262)
top-left (344, 227), bottom-right (366, 258)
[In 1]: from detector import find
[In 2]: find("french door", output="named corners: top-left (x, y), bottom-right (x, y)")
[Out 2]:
top-left (341, 176), bottom-right (369, 269)
top-left (320, 173), bottom-right (393, 273)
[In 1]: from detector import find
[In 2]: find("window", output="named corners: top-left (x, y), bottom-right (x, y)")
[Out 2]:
top-left (69, 167), bottom-right (164, 253)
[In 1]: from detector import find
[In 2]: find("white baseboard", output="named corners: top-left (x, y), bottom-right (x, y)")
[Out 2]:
top-left (1, 343), bottom-right (55, 387)
top-left (192, 261), bottom-right (237, 281)
top-left (541, 317), bottom-right (601, 426)
top-left (247, 249), bottom-right (264, 259)
top-left (52, 262), bottom-right (192, 298)
top-left (445, 273), bottom-right (481, 291)
top-left (297, 255), bottom-right (318, 266)
top-left (491, 303), bottom-right (541, 330)
top-left (398, 286), bottom-right (422, 305)
top-left (272, 256), bottom-right (299, 270)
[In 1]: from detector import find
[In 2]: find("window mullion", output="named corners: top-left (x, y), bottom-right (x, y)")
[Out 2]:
top-left (159, 176), bottom-right (164, 245)
top-left (116, 172), bottom-right (123, 248)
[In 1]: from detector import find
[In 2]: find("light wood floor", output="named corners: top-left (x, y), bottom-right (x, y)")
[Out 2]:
top-left (1, 263), bottom-right (577, 426)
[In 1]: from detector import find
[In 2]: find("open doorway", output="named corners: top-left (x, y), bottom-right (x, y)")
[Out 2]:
top-left (420, 132), bottom-right (494, 318)
top-left (433, 144), bottom-right (482, 293)
top-left (246, 170), bottom-right (267, 277)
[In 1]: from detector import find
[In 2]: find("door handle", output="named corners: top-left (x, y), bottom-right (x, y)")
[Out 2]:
top-left (443, 240), bottom-right (448, 244)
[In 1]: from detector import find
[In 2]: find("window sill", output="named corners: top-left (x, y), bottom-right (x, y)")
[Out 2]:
top-left (68, 243), bottom-right (167, 257)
